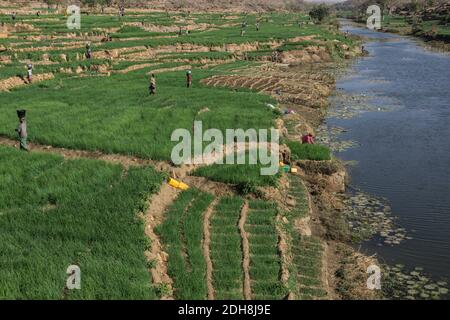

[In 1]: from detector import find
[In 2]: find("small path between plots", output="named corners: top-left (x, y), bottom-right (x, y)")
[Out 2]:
top-left (144, 183), bottom-right (180, 300)
top-left (0, 136), bottom-right (279, 178)
top-left (203, 198), bottom-right (219, 300)
top-left (0, 136), bottom-right (188, 176)
top-left (238, 201), bottom-right (252, 300)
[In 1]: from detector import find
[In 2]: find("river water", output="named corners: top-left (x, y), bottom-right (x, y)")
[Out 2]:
top-left (326, 21), bottom-right (450, 282)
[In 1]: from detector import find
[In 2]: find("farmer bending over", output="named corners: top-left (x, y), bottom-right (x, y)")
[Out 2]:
top-left (280, 144), bottom-right (291, 165)
top-left (301, 133), bottom-right (315, 145)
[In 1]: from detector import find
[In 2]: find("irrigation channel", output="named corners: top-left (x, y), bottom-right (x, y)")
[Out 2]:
top-left (320, 20), bottom-right (450, 291)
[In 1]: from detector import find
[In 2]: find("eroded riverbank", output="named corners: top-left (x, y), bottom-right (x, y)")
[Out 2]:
top-left (319, 21), bottom-right (450, 299)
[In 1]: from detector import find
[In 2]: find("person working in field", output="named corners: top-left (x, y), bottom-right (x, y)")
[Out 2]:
top-left (26, 64), bottom-right (33, 83)
top-left (241, 20), bottom-right (247, 36)
top-left (186, 70), bottom-right (193, 88)
top-left (15, 110), bottom-right (28, 151)
top-left (85, 43), bottom-right (92, 59)
top-left (149, 73), bottom-right (156, 95)
top-left (301, 133), bottom-right (315, 145)
top-left (280, 144), bottom-right (291, 165)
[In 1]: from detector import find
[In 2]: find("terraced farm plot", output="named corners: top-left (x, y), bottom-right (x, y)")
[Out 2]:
top-left (0, 8), bottom-right (361, 301)
top-left (245, 200), bottom-right (287, 300)
top-left (287, 175), bottom-right (309, 219)
top-left (285, 139), bottom-right (332, 161)
top-left (293, 235), bottom-right (327, 300)
top-left (0, 10), bottom-right (353, 163)
top-left (283, 175), bottom-right (327, 300)
top-left (192, 161), bottom-right (279, 190)
top-left (156, 188), bottom-right (214, 300)
top-left (0, 145), bottom-right (163, 299)
top-left (0, 68), bottom-right (276, 160)
top-left (210, 196), bottom-right (245, 300)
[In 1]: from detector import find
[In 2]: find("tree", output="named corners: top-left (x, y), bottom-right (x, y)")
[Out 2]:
top-left (80, 0), bottom-right (97, 8)
top-left (98, 0), bottom-right (114, 12)
top-left (43, 0), bottom-right (57, 9)
top-left (309, 4), bottom-right (330, 22)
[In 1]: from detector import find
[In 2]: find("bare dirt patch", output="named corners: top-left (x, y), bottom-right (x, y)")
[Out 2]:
top-left (0, 72), bottom-right (54, 91)
top-left (327, 242), bottom-right (380, 300)
top-left (183, 176), bottom-right (235, 197)
top-left (201, 63), bottom-right (334, 109)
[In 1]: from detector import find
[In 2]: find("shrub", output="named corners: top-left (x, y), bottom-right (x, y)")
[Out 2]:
top-left (309, 4), bottom-right (330, 22)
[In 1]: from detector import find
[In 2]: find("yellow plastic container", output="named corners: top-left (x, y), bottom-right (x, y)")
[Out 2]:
top-left (290, 168), bottom-right (298, 173)
top-left (167, 177), bottom-right (189, 190)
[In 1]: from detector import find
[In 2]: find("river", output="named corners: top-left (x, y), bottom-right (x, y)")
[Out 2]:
top-left (325, 21), bottom-right (450, 284)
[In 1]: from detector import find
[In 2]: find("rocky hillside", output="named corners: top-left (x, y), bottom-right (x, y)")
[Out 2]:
top-left (1, 0), bottom-right (308, 11)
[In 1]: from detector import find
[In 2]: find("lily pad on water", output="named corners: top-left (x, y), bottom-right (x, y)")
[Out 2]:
top-left (407, 289), bottom-right (418, 295)
top-left (439, 288), bottom-right (448, 294)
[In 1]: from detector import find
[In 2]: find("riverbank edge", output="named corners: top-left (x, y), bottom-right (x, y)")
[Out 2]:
top-left (277, 46), bottom-right (383, 299)
top-left (342, 18), bottom-right (450, 52)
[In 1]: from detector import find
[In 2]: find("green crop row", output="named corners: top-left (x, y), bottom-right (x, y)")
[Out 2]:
top-left (246, 200), bottom-right (287, 300)
top-left (0, 145), bottom-right (163, 299)
top-left (156, 188), bottom-right (214, 299)
top-left (210, 196), bottom-right (245, 300)
top-left (285, 139), bottom-right (331, 161)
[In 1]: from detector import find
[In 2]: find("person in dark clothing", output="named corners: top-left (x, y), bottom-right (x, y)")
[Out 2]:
top-left (301, 133), bottom-right (315, 145)
top-left (149, 74), bottom-right (156, 95)
top-left (26, 64), bottom-right (33, 83)
top-left (85, 43), bottom-right (92, 59)
top-left (186, 70), bottom-right (192, 88)
top-left (15, 110), bottom-right (28, 151)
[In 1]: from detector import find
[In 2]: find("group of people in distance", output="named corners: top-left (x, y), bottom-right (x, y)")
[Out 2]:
top-left (148, 70), bottom-right (192, 95)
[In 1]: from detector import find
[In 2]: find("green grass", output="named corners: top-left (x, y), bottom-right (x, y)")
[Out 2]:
top-left (210, 196), bottom-right (245, 300)
top-left (0, 68), bottom-right (275, 161)
top-left (280, 175), bottom-right (327, 300)
top-left (0, 11), bottom-right (353, 163)
top-left (285, 139), bottom-right (331, 161)
top-left (287, 175), bottom-right (309, 219)
top-left (246, 200), bottom-right (287, 300)
top-left (0, 145), bottom-right (163, 299)
top-left (156, 188), bottom-right (214, 299)
top-left (192, 162), bottom-right (279, 189)
top-left (0, 10), bottom-right (355, 301)
top-left (293, 235), bottom-right (327, 300)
